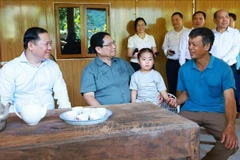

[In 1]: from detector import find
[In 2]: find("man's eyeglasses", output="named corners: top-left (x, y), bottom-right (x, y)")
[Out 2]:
top-left (102, 41), bottom-right (116, 48)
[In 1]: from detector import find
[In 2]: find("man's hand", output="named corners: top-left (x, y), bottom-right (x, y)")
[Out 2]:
top-left (221, 125), bottom-right (238, 150)
top-left (166, 98), bottom-right (178, 108)
top-left (167, 49), bottom-right (175, 56)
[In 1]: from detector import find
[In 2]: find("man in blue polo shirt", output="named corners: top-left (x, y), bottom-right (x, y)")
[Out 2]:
top-left (80, 32), bottom-right (135, 105)
top-left (167, 27), bottom-right (238, 160)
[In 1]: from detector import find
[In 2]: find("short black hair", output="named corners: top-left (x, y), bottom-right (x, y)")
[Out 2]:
top-left (23, 27), bottom-right (48, 50)
top-left (134, 17), bottom-right (147, 32)
top-left (189, 27), bottom-right (215, 51)
top-left (137, 48), bottom-right (155, 60)
top-left (172, 12), bottom-right (183, 19)
top-left (193, 11), bottom-right (206, 20)
top-left (88, 32), bottom-right (110, 53)
top-left (229, 13), bottom-right (237, 21)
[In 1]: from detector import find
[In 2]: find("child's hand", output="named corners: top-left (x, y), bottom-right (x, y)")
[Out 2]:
top-left (158, 94), bottom-right (164, 106)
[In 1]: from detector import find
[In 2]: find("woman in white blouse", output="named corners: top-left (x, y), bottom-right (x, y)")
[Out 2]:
top-left (127, 17), bottom-right (158, 71)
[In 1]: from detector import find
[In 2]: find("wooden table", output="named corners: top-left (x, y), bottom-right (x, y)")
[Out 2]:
top-left (0, 102), bottom-right (200, 160)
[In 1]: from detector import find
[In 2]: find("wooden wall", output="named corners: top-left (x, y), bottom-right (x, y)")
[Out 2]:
top-left (0, 0), bottom-right (240, 107)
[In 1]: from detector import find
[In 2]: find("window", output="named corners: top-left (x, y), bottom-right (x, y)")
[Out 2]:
top-left (54, 3), bottom-right (110, 59)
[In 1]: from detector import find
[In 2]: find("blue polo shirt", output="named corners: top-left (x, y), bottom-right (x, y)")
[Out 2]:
top-left (80, 56), bottom-right (135, 105)
top-left (178, 55), bottom-right (235, 113)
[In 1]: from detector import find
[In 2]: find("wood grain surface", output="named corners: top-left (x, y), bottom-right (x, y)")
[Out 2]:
top-left (0, 102), bottom-right (199, 160)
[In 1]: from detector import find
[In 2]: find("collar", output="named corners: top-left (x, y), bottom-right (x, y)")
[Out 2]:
top-left (192, 54), bottom-right (215, 70)
top-left (19, 51), bottom-right (29, 63)
top-left (19, 51), bottom-right (48, 67)
top-left (213, 26), bottom-right (231, 33)
top-left (95, 56), bottom-right (118, 66)
top-left (173, 26), bottom-right (186, 33)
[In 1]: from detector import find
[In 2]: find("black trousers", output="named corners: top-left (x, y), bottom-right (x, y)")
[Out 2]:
top-left (230, 64), bottom-right (240, 112)
top-left (166, 59), bottom-right (180, 96)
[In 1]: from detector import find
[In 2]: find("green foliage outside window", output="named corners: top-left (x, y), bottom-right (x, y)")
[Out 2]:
top-left (56, 4), bottom-right (109, 58)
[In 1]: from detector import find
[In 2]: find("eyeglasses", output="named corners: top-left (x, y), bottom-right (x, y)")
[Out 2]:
top-left (102, 41), bottom-right (116, 48)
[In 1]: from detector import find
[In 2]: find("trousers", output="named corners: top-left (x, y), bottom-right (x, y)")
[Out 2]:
top-left (166, 59), bottom-right (180, 96)
top-left (180, 111), bottom-right (238, 160)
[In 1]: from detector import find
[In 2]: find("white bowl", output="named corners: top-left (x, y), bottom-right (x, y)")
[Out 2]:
top-left (63, 111), bottom-right (77, 120)
top-left (95, 108), bottom-right (107, 117)
top-left (81, 108), bottom-right (95, 114)
top-left (59, 109), bottom-right (113, 126)
top-left (72, 107), bottom-right (83, 114)
top-left (76, 113), bottom-right (89, 121)
top-left (89, 112), bottom-right (101, 120)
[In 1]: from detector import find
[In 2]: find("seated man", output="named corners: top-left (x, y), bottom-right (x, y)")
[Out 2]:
top-left (0, 27), bottom-right (71, 112)
top-left (80, 32), bottom-right (135, 105)
top-left (168, 27), bottom-right (238, 160)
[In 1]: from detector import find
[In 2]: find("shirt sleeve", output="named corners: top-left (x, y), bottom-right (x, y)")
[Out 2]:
top-left (80, 65), bottom-right (97, 94)
top-left (222, 63), bottom-right (236, 91)
top-left (162, 32), bottom-right (169, 56)
top-left (0, 64), bottom-right (15, 106)
top-left (179, 32), bottom-right (189, 65)
top-left (130, 73), bottom-right (138, 90)
top-left (222, 29), bottom-right (240, 64)
top-left (156, 72), bottom-right (167, 92)
top-left (52, 64), bottom-right (71, 108)
top-left (149, 35), bottom-right (157, 47)
top-left (127, 36), bottom-right (134, 48)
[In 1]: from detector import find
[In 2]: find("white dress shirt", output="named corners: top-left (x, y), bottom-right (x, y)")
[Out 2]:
top-left (179, 28), bottom-right (193, 65)
top-left (0, 52), bottom-right (71, 112)
top-left (162, 27), bottom-right (190, 60)
top-left (210, 27), bottom-right (240, 66)
top-left (128, 33), bottom-right (156, 63)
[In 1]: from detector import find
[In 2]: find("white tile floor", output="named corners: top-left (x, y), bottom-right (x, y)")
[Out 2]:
top-left (200, 119), bottom-right (240, 160)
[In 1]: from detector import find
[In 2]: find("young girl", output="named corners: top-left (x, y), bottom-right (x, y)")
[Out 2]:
top-left (130, 48), bottom-right (171, 105)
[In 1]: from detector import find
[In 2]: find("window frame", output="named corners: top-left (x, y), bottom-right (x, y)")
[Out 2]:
top-left (54, 3), bottom-right (110, 59)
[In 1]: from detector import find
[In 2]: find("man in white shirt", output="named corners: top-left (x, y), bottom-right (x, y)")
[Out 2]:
top-left (210, 9), bottom-right (240, 66)
top-left (0, 27), bottom-right (71, 112)
top-left (210, 9), bottom-right (240, 119)
top-left (179, 11), bottom-right (206, 66)
top-left (229, 12), bottom-right (240, 119)
top-left (162, 12), bottom-right (189, 96)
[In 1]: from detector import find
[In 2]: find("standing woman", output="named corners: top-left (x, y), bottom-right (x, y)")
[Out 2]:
top-left (127, 17), bottom-right (158, 71)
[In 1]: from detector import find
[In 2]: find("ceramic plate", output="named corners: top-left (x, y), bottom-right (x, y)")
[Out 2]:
top-left (59, 109), bottom-right (113, 126)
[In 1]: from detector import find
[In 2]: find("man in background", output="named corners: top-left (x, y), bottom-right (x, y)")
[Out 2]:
top-left (179, 11), bottom-right (206, 65)
top-left (229, 12), bottom-right (240, 119)
top-left (210, 9), bottom-right (240, 119)
top-left (162, 12), bottom-right (189, 96)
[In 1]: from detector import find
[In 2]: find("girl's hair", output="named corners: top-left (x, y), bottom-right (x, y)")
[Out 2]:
top-left (137, 48), bottom-right (155, 60)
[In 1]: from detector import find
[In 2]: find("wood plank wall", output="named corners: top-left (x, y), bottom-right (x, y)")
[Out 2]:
top-left (0, 0), bottom-right (240, 107)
